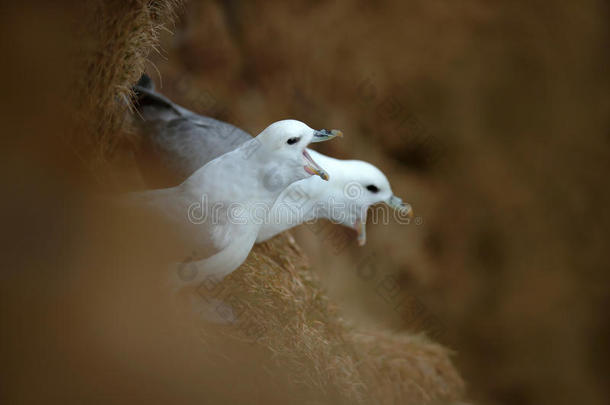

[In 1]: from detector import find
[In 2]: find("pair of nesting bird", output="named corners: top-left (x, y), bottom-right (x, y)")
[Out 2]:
top-left (132, 75), bottom-right (411, 283)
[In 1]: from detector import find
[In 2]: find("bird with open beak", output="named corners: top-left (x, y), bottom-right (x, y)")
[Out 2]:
top-left (128, 119), bottom-right (341, 283)
top-left (257, 148), bottom-right (413, 245)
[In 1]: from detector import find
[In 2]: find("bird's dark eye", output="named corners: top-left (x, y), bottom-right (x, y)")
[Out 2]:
top-left (287, 137), bottom-right (300, 145)
top-left (366, 185), bottom-right (379, 193)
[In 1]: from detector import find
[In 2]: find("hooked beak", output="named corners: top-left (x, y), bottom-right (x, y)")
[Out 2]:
top-left (311, 129), bottom-right (343, 142)
top-left (386, 195), bottom-right (414, 219)
top-left (303, 149), bottom-right (329, 180)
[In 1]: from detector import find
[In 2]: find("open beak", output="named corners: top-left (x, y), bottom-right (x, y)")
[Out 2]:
top-left (311, 129), bottom-right (343, 142)
top-left (303, 149), bottom-right (329, 180)
top-left (386, 195), bottom-right (414, 219)
top-left (304, 128), bottom-right (341, 180)
top-left (354, 216), bottom-right (367, 246)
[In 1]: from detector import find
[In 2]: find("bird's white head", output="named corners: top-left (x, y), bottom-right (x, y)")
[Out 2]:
top-left (308, 152), bottom-right (413, 246)
top-left (253, 119), bottom-right (342, 191)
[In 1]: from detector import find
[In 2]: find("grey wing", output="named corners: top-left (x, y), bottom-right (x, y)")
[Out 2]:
top-left (133, 77), bottom-right (252, 188)
top-left (136, 117), bottom-right (251, 188)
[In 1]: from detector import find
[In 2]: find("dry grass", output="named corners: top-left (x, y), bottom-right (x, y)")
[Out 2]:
top-left (204, 234), bottom-right (368, 403)
top-left (200, 233), bottom-right (464, 404)
top-left (73, 0), bottom-right (183, 168)
top-left (350, 330), bottom-right (464, 403)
